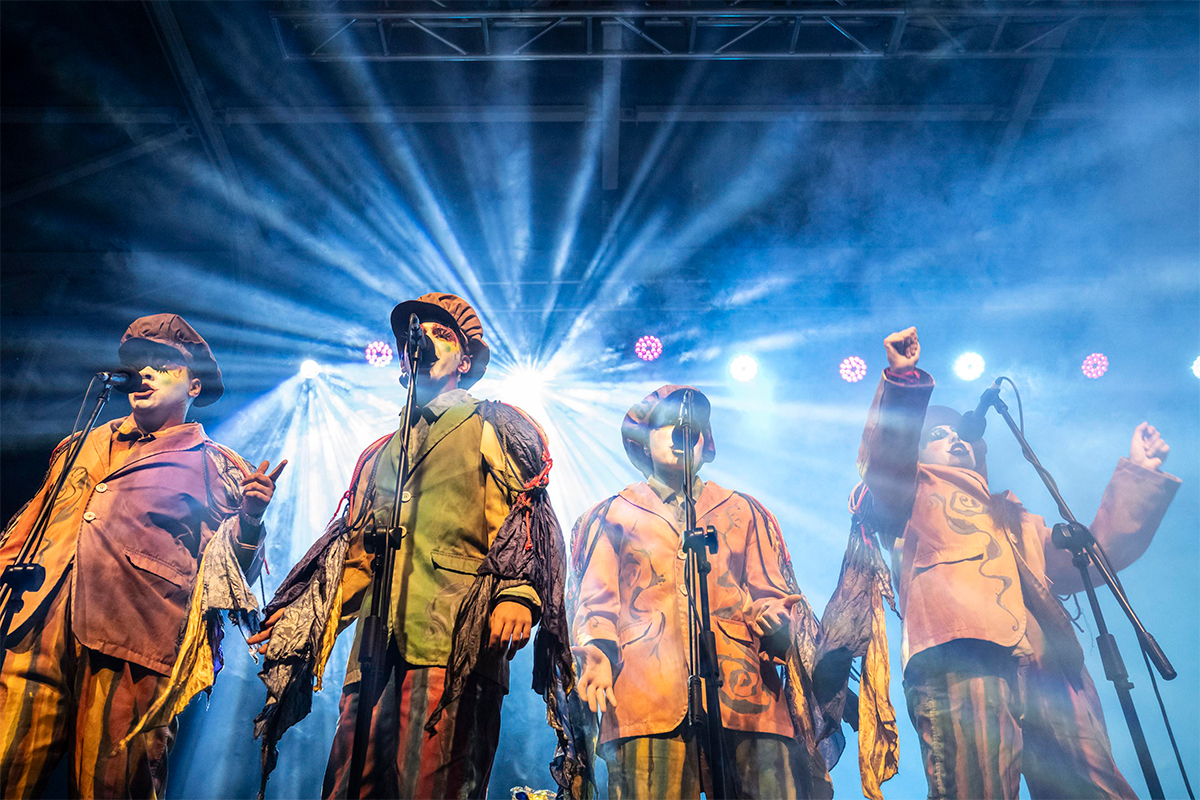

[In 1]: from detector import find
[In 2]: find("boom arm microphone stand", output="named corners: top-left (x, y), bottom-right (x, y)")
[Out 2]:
top-left (347, 314), bottom-right (425, 798)
top-left (678, 390), bottom-right (732, 800)
top-left (981, 386), bottom-right (1172, 800)
top-left (0, 373), bottom-right (128, 673)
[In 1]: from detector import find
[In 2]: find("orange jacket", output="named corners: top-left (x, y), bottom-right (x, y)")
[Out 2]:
top-left (570, 479), bottom-right (809, 743)
top-left (859, 370), bottom-right (1181, 669)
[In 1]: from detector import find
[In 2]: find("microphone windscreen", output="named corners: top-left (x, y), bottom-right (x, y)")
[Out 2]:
top-left (957, 411), bottom-right (987, 443)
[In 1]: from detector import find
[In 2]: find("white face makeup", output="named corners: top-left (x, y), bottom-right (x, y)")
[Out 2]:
top-left (919, 424), bottom-right (976, 470)
top-left (126, 361), bottom-right (200, 431)
top-left (402, 321), bottom-right (471, 403)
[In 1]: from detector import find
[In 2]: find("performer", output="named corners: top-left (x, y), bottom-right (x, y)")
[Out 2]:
top-left (854, 326), bottom-right (1180, 800)
top-left (250, 292), bottom-right (577, 800)
top-left (569, 385), bottom-right (834, 800)
top-left (0, 313), bottom-right (282, 799)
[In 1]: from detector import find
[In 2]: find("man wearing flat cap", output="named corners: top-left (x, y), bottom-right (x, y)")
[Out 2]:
top-left (840, 326), bottom-right (1180, 800)
top-left (568, 385), bottom-right (834, 799)
top-left (0, 314), bottom-right (284, 799)
top-left (251, 292), bottom-right (578, 800)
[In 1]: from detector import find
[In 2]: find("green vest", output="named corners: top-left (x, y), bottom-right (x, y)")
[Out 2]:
top-left (348, 399), bottom-right (507, 682)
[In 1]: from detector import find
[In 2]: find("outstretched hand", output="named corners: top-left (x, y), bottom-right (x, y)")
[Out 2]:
top-left (573, 644), bottom-right (618, 714)
top-left (241, 459), bottom-right (287, 521)
top-left (884, 327), bottom-right (920, 371)
top-left (246, 608), bottom-right (284, 655)
top-left (1129, 423), bottom-right (1169, 471)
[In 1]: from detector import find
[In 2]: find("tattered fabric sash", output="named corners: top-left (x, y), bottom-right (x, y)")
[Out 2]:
top-left (815, 483), bottom-right (900, 800)
top-left (118, 513), bottom-right (261, 748)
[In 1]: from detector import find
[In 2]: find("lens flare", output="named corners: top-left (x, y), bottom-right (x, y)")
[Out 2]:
top-left (953, 352), bottom-right (985, 381)
top-left (729, 354), bottom-right (759, 382)
top-left (1081, 352), bottom-right (1109, 379)
top-left (299, 359), bottom-right (321, 379)
top-left (839, 356), bottom-right (868, 383)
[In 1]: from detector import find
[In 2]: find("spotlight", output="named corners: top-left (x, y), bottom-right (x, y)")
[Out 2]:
top-left (635, 335), bottom-right (663, 362)
top-left (953, 352), bottom-right (985, 381)
top-left (1193, 356), bottom-right (1200, 378)
top-left (839, 356), bottom-right (868, 383)
top-left (365, 340), bottom-right (394, 368)
top-left (1081, 353), bottom-right (1108, 379)
top-left (729, 354), bottom-right (758, 383)
top-left (299, 359), bottom-right (321, 379)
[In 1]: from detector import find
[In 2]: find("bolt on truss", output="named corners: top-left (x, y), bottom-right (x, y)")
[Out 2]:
top-left (269, 1), bottom-right (1197, 61)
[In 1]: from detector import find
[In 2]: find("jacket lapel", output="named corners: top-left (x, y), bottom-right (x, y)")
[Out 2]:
top-left (103, 422), bottom-right (208, 480)
top-left (618, 482), bottom-right (681, 533)
top-left (406, 399), bottom-right (480, 479)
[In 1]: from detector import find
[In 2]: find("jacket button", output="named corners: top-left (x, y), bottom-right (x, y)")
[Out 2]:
top-left (401, 491), bottom-right (412, 503)
top-left (83, 511), bottom-right (96, 522)
top-left (95, 483), bottom-right (107, 493)
top-left (679, 582), bottom-right (688, 596)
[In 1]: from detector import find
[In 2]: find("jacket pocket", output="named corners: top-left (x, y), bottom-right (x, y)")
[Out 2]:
top-left (616, 619), bottom-right (653, 648)
top-left (714, 617), bottom-right (755, 647)
top-left (911, 541), bottom-right (987, 571)
top-left (431, 549), bottom-right (484, 575)
top-left (125, 550), bottom-right (190, 588)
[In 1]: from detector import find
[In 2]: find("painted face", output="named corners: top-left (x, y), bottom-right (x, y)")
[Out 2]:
top-left (402, 321), bottom-right (470, 398)
top-left (647, 423), bottom-right (706, 481)
top-left (126, 361), bottom-right (199, 426)
top-left (919, 424), bottom-right (976, 470)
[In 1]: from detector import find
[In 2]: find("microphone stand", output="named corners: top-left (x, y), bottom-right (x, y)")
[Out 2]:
top-left (983, 390), bottom-right (1170, 800)
top-left (678, 390), bottom-right (731, 800)
top-left (0, 378), bottom-right (117, 673)
top-left (347, 314), bottom-right (425, 798)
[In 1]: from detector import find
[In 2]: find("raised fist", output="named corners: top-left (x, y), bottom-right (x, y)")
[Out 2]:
top-left (884, 327), bottom-right (920, 371)
top-left (1129, 422), bottom-right (1169, 471)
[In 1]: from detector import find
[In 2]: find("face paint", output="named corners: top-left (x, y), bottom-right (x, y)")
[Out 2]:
top-left (919, 424), bottom-right (976, 469)
top-left (647, 424), bottom-right (706, 485)
top-left (402, 321), bottom-right (469, 404)
top-left (126, 361), bottom-right (199, 431)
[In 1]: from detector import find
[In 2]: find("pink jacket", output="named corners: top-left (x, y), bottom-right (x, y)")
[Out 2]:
top-left (859, 370), bottom-right (1180, 669)
top-left (571, 480), bottom-right (809, 743)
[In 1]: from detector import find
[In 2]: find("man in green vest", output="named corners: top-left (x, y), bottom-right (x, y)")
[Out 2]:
top-left (250, 293), bottom-right (577, 800)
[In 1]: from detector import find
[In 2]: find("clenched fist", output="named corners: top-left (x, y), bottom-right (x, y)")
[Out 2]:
top-left (1129, 423), bottom-right (1169, 471)
top-left (489, 601), bottom-right (533, 660)
top-left (884, 327), bottom-right (920, 371)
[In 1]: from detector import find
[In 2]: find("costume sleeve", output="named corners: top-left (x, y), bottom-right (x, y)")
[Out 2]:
top-left (0, 431), bottom-right (84, 563)
top-left (204, 443), bottom-right (266, 581)
top-left (857, 369), bottom-right (935, 536)
top-left (481, 418), bottom-right (542, 614)
top-left (1042, 457), bottom-right (1181, 594)
top-left (570, 503), bottom-right (620, 653)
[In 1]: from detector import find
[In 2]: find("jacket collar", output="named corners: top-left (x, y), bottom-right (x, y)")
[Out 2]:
top-left (102, 416), bottom-right (208, 479)
top-left (922, 461), bottom-right (991, 497)
top-left (618, 478), bottom-right (734, 534)
top-left (406, 394), bottom-right (481, 477)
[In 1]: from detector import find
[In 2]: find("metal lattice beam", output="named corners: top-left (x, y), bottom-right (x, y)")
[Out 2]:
top-left (269, 3), bottom-right (1197, 61)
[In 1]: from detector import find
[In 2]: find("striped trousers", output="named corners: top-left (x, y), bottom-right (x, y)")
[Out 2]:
top-left (322, 652), bottom-right (505, 800)
top-left (903, 640), bottom-right (1137, 800)
top-left (602, 726), bottom-right (799, 800)
top-left (0, 575), bottom-right (175, 800)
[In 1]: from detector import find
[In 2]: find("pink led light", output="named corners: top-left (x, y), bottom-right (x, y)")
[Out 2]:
top-left (840, 356), bottom-right (868, 383)
top-left (365, 340), bottom-right (394, 368)
top-left (635, 335), bottom-right (663, 362)
top-left (1081, 353), bottom-right (1108, 379)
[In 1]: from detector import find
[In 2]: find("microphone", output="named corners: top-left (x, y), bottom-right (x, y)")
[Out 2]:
top-left (671, 389), bottom-right (695, 451)
top-left (97, 367), bottom-right (144, 394)
top-left (958, 378), bottom-right (1002, 443)
top-left (404, 314), bottom-right (438, 369)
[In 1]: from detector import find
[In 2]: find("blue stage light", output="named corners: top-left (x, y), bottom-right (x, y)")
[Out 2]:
top-left (300, 359), bottom-right (321, 379)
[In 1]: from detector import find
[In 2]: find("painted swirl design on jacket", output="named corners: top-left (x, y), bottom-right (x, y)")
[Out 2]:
top-left (931, 491), bottom-right (1020, 633)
